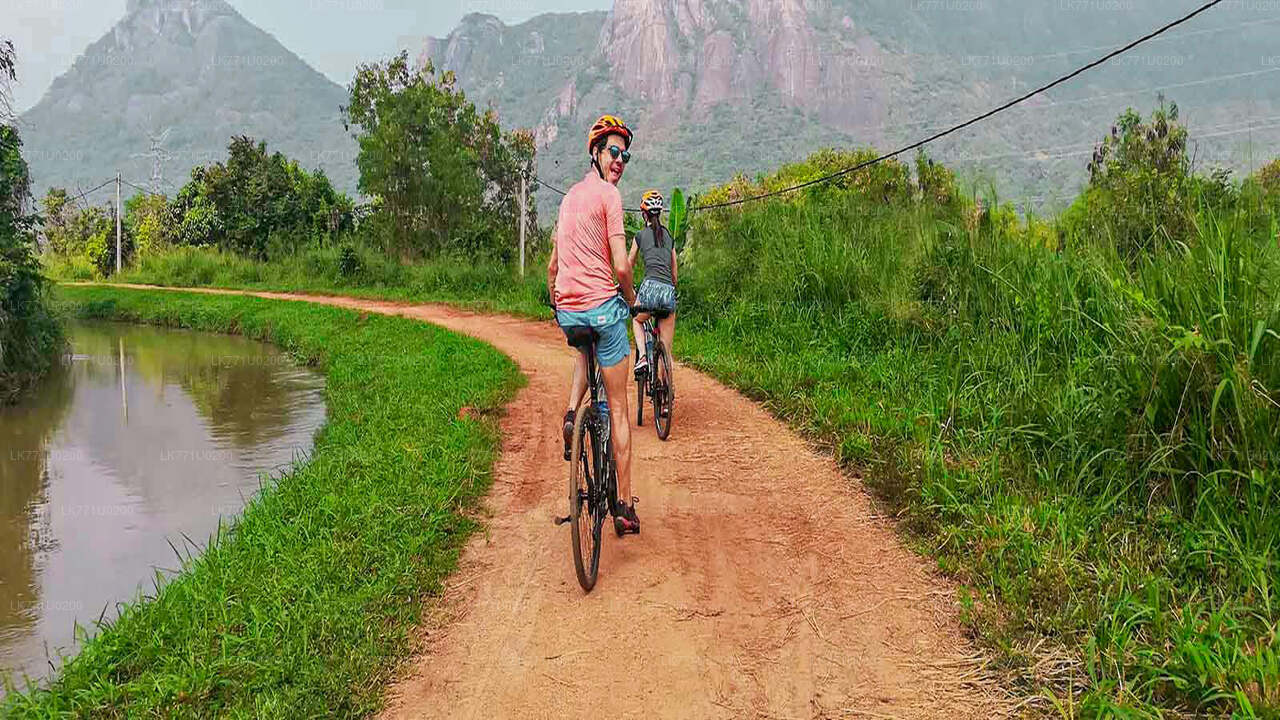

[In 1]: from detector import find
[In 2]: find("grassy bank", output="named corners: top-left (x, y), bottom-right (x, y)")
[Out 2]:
top-left (677, 184), bottom-right (1279, 715)
top-left (45, 245), bottom-right (551, 320)
top-left (2, 286), bottom-right (521, 717)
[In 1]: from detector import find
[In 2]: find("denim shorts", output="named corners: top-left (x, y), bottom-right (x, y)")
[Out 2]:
top-left (635, 278), bottom-right (677, 317)
top-left (556, 295), bottom-right (631, 368)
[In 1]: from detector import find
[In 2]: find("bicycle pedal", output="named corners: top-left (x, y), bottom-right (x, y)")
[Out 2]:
top-left (554, 515), bottom-right (572, 526)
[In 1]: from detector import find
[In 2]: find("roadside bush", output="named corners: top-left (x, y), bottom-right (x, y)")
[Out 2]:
top-left (39, 196), bottom-right (129, 277)
top-left (1062, 101), bottom-right (1194, 259)
top-left (1, 105), bottom-right (62, 402)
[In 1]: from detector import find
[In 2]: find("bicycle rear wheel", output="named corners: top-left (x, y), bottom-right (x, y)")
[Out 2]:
top-left (653, 343), bottom-right (674, 441)
top-left (568, 408), bottom-right (603, 592)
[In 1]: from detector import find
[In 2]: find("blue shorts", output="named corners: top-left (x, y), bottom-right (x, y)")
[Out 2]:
top-left (556, 295), bottom-right (631, 368)
top-left (635, 278), bottom-right (677, 317)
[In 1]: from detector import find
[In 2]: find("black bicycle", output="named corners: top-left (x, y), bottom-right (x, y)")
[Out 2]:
top-left (554, 324), bottom-right (625, 592)
top-left (634, 314), bottom-right (675, 441)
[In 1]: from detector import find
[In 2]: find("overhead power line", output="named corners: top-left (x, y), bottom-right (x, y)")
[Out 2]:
top-left (531, 174), bottom-right (649, 214)
top-left (531, 176), bottom-right (567, 197)
top-left (941, 114), bottom-right (1280, 166)
top-left (1032, 14), bottom-right (1280, 61)
top-left (868, 66), bottom-right (1280, 139)
top-left (64, 178), bottom-right (117, 207)
top-left (691, 0), bottom-right (1232, 213)
top-left (121, 178), bottom-right (152, 194)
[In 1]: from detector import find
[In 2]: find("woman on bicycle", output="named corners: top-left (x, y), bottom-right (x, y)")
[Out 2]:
top-left (631, 190), bottom-right (678, 378)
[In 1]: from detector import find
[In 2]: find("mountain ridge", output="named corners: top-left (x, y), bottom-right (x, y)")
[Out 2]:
top-left (19, 1), bottom-right (1279, 211)
top-left (20, 0), bottom-right (357, 198)
top-left (419, 0), bottom-right (1280, 209)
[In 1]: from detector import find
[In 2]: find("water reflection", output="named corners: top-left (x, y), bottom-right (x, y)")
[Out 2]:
top-left (0, 321), bottom-right (325, 691)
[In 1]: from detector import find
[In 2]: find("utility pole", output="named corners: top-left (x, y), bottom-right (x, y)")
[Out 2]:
top-left (115, 172), bottom-right (122, 275)
top-left (518, 173), bottom-right (528, 277)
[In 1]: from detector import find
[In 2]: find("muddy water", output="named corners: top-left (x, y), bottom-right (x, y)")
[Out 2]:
top-left (0, 321), bottom-right (326, 690)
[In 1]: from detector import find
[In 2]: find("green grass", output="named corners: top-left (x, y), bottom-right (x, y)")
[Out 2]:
top-left (675, 184), bottom-right (1280, 716)
top-left (2, 286), bottom-right (522, 718)
top-left (78, 245), bottom-right (552, 319)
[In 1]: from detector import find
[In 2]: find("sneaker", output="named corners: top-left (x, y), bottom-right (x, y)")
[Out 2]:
top-left (613, 497), bottom-right (640, 536)
top-left (634, 355), bottom-right (649, 379)
top-left (562, 409), bottom-right (575, 462)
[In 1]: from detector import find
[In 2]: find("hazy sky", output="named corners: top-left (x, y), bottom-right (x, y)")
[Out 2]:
top-left (6, 0), bottom-right (612, 113)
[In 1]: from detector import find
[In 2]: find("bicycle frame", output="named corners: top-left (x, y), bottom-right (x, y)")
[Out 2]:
top-left (578, 340), bottom-right (620, 520)
top-left (637, 317), bottom-right (661, 384)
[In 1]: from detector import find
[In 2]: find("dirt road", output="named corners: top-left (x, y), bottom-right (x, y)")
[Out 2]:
top-left (103, 286), bottom-right (1007, 718)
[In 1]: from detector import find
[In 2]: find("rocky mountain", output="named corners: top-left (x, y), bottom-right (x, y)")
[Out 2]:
top-left (422, 0), bottom-right (1280, 210)
top-left (20, 0), bottom-right (357, 199)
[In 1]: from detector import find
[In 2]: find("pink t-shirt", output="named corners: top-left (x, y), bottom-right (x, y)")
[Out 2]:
top-left (554, 171), bottom-right (625, 313)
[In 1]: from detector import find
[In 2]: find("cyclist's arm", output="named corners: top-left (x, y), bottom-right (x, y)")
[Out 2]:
top-left (546, 244), bottom-right (559, 309)
top-left (628, 238), bottom-right (638, 270)
top-left (604, 190), bottom-right (635, 306)
top-left (610, 231), bottom-right (636, 306)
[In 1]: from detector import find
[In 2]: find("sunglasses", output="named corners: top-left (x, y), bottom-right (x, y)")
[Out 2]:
top-left (605, 145), bottom-right (632, 164)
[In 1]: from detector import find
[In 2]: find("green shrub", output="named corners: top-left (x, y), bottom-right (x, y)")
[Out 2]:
top-left (167, 136), bottom-right (354, 260)
top-left (1, 113), bottom-right (62, 402)
top-left (1062, 101), bottom-right (1196, 259)
top-left (338, 244), bottom-right (362, 278)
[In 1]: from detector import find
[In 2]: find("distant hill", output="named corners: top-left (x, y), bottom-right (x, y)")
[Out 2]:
top-left (421, 1), bottom-right (1280, 211)
top-left (20, 0), bottom-right (356, 199)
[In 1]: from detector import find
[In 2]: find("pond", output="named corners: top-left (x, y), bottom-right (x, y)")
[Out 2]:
top-left (0, 321), bottom-right (326, 691)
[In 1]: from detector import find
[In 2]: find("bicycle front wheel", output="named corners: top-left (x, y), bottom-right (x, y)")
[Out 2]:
top-left (568, 407), bottom-right (603, 592)
top-left (653, 343), bottom-right (674, 441)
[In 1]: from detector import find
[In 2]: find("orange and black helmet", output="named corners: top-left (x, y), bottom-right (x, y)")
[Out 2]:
top-left (587, 114), bottom-right (633, 156)
top-left (640, 190), bottom-right (665, 214)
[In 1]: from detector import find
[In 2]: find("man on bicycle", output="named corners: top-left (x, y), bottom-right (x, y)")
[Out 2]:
top-left (546, 114), bottom-right (641, 535)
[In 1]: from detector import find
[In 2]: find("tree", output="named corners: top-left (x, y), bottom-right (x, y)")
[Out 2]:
top-left (40, 188), bottom-right (74, 254)
top-left (915, 150), bottom-right (959, 207)
top-left (167, 136), bottom-right (354, 259)
top-left (0, 39), bottom-right (15, 122)
top-left (125, 192), bottom-right (172, 258)
top-left (1064, 100), bottom-right (1193, 258)
top-left (38, 188), bottom-right (121, 275)
top-left (1, 41), bottom-right (61, 402)
top-left (343, 52), bottom-right (535, 259)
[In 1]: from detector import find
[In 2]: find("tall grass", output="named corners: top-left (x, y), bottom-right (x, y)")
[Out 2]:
top-left (678, 181), bottom-right (1279, 715)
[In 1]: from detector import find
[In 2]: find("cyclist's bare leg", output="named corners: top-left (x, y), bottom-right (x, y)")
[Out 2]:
top-left (565, 352), bottom-right (589, 414)
top-left (658, 313), bottom-right (676, 356)
top-left (600, 359), bottom-right (633, 501)
top-left (631, 313), bottom-right (650, 362)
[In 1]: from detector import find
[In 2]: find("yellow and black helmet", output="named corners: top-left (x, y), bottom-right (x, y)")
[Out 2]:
top-left (640, 190), bottom-right (665, 215)
top-left (587, 114), bottom-right (634, 156)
